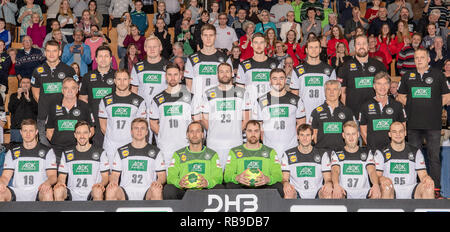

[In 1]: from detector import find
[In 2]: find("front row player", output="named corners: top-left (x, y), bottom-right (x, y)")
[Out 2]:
top-left (281, 124), bottom-right (333, 199)
top-left (0, 119), bottom-right (57, 201)
top-left (331, 121), bottom-right (381, 199)
top-left (106, 118), bottom-right (166, 200)
top-left (375, 122), bottom-right (435, 199)
top-left (53, 121), bottom-right (109, 201)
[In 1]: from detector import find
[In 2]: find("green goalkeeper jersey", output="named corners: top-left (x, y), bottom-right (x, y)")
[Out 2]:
top-left (224, 144), bottom-right (282, 185)
top-left (167, 146), bottom-right (223, 189)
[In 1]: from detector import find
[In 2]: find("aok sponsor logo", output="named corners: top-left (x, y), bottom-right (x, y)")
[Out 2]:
top-left (112, 107), bottom-right (131, 117)
top-left (199, 65), bottom-right (217, 75)
top-left (343, 164), bottom-right (363, 175)
top-left (92, 88), bottom-right (112, 99)
top-left (411, 87), bottom-right (431, 98)
top-left (216, 100), bottom-right (236, 111)
top-left (355, 77), bottom-right (374, 88)
top-left (43, 82), bottom-right (62, 93)
top-left (373, 119), bottom-right (393, 131)
top-left (58, 120), bottom-right (78, 131)
top-left (143, 73), bottom-right (162, 84)
top-left (73, 163), bottom-right (93, 175)
top-left (390, 162), bottom-right (409, 174)
top-left (128, 160), bottom-right (148, 171)
top-left (297, 166), bottom-right (315, 178)
top-left (252, 72), bottom-right (270, 82)
top-left (269, 107), bottom-right (289, 118)
top-left (305, 76), bottom-right (323, 86)
top-left (18, 161), bottom-right (39, 172)
top-left (164, 105), bottom-right (183, 116)
top-left (323, 122), bottom-right (342, 134)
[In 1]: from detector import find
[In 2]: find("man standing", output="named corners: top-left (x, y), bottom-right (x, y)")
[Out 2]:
top-left (397, 33), bottom-right (423, 76)
top-left (31, 40), bottom-right (77, 147)
top-left (53, 121), bottom-right (109, 201)
top-left (200, 63), bottom-right (251, 168)
top-left (0, 119), bottom-right (57, 201)
top-left (215, 13), bottom-right (239, 54)
top-left (62, 29), bottom-right (92, 77)
top-left (368, 7), bottom-right (394, 37)
top-left (344, 7), bottom-right (369, 41)
top-left (98, 70), bottom-right (147, 164)
top-left (337, 35), bottom-right (386, 119)
top-left (79, 46), bottom-right (116, 147)
top-left (290, 38), bottom-right (336, 123)
top-left (254, 68), bottom-right (305, 159)
top-left (164, 121), bottom-right (223, 200)
top-left (149, 64), bottom-right (198, 166)
top-left (106, 118), bottom-right (165, 200)
top-left (232, 8), bottom-right (249, 39)
top-left (396, 48), bottom-right (450, 196)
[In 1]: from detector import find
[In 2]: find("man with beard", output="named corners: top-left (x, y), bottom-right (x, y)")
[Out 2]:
top-left (200, 63), bottom-right (252, 168)
top-left (254, 68), bottom-right (306, 160)
top-left (98, 70), bottom-right (147, 165)
top-left (397, 33), bottom-right (423, 76)
top-left (374, 122), bottom-right (435, 199)
top-left (149, 64), bottom-right (199, 168)
top-left (163, 121), bottom-right (224, 199)
top-left (54, 121), bottom-right (109, 201)
top-left (290, 38), bottom-right (336, 123)
top-left (337, 35), bottom-right (386, 118)
top-left (224, 120), bottom-right (284, 197)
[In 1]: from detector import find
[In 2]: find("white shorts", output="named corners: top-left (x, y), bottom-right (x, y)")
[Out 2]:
top-left (344, 188), bottom-right (370, 199)
top-left (122, 186), bottom-right (150, 200)
top-left (8, 186), bottom-right (39, 201)
top-left (394, 184), bottom-right (418, 199)
top-left (297, 188), bottom-right (321, 199)
top-left (67, 188), bottom-right (92, 201)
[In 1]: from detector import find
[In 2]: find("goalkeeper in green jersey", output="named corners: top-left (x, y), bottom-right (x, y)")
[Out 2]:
top-left (224, 120), bottom-right (284, 197)
top-left (163, 121), bottom-right (225, 199)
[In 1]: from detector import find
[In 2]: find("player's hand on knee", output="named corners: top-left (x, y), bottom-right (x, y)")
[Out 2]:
top-left (322, 182), bottom-right (333, 196)
top-left (332, 185), bottom-right (345, 199)
top-left (106, 182), bottom-right (118, 191)
top-left (369, 185), bottom-right (381, 199)
top-left (283, 183), bottom-right (296, 199)
top-left (92, 183), bottom-right (105, 192)
top-left (423, 176), bottom-right (434, 189)
top-left (39, 182), bottom-right (52, 192)
top-left (0, 184), bottom-right (7, 193)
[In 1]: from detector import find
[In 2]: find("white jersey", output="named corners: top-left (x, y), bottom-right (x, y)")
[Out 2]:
top-left (3, 144), bottom-right (57, 201)
top-left (58, 146), bottom-right (109, 201)
top-left (184, 51), bottom-right (232, 98)
top-left (331, 148), bottom-right (375, 199)
top-left (149, 86), bottom-right (197, 165)
top-left (236, 57), bottom-right (290, 105)
top-left (254, 92), bottom-right (306, 160)
top-left (281, 147), bottom-right (331, 199)
top-left (373, 144), bottom-right (427, 199)
top-left (289, 62), bottom-right (336, 123)
top-left (112, 143), bottom-right (165, 200)
top-left (98, 92), bottom-right (147, 162)
top-left (201, 85), bottom-right (252, 167)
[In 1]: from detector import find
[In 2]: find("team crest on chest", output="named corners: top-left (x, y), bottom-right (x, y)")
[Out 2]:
top-left (338, 112), bottom-right (345, 120)
top-left (368, 66), bottom-right (376, 73)
top-left (324, 68), bottom-right (331, 76)
top-left (38, 150), bottom-right (46, 158)
top-left (132, 98), bottom-right (139, 106)
top-left (58, 72), bottom-right (66, 79)
top-left (218, 57), bottom-right (225, 63)
top-left (73, 109), bottom-right (81, 117)
top-left (262, 151), bottom-right (269, 158)
top-left (314, 154), bottom-right (321, 163)
top-left (270, 63), bottom-right (277, 69)
top-left (408, 152), bottom-right (414, 161)
top-left (290, 98), bottom-right (296, 105)
top-left (425, 77), bottom-right (433, 84)
top-left (204, 153), bottom-right (211, 160)
top-left (92, 152), bottom-right (100, 160)
top-left (360, 152), bottom-right (367, 161)
top-left (148, 149), bottom-right (156, 157)
top-left (106, 78), bottom-right (114, 85)
top-left (385, 107), bottom-right (394, 115)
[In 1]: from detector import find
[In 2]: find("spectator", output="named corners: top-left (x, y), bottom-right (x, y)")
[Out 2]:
top-left (239, 21), bottom-right (255, 61)
top-left (116, 12), bottom-right (132, 59)
top-left (422, 23), bottom-right (448, 50)
top-left (259, 0), bottom-right (275, 11)
top-left (300, 0), bottom-right (323, 22)
top-left (119, 43), bottom-right (140, 73)
top-left (389, 80), bottom-right (400, 98)
top-left (397, 33), bottom-right (423, 75)
top-left (50, 29), bottom-right (67, 52)
top-left (255, 10), bottom-right (277, 38)
top-left (284, 29), bottom-right (301, 66)
top-left (230, 45), bottom-right (241, 75)
top-left (88, 0), bottom-right (103, 28)
top-left (344, 6), bottom-right (369, 40)
top-left (280, 11), bottom-right (301, 43)
top-left (76, 10), bottom-right (95, 38)
top-left (7, 77), bottom-right (38, 144)
top-left (69, 0), bottom-right (89, 20)
top-left (141, 0), bottom-right (154, 15)
top-left (188, 0), bottom-right (202, 24)
top-left (15, 36), bottom-right (45, 79)
top-left (283, 56), bottom-right (294, 90)
top-left (123, 25), bottom-right (146, 60)
top-left (417, 9), bottom-right (440, 38)
top-left (270, 0), bottom-right (294, 35)
top-left (322, 13), bottom-right (342, 41)
top-left (376, 24), bottom-right (395, 69)
top-left (176, 19), bottom-right (195, 56)
top-left (96, 0), bottom-right (110, 27)
top-left (364, 0), bottom-right (380, 23)
top-left (193, 11), bottom-right (210, 50)
top-left (234, 0), bottom-right (250, 11)
top-left (368, 7), bottom-right (393, 36)
top-left (0, 19), bottom-right (11, 49)
top-left (26, 12), bottom-right (46, 48)
top-left (330, 42), bottom-right (351, 72)
top-left (388, 0), bottom-right (413, 23)
top-left (273, 40), bottom-right (288, 64)
top-left (300, 7), bottom-right (321, 46)
top-left (57, 0), bottom-right (77, 43)
top-left (85, 25), bottom-right (105, 62)
top-left (7, 47), bottom-right (17, 78)
top-left (0, 0), bottom-right (18, 43)
top-left (429, 36), bottom-right (448, 70)
top-left (169, 41), bottom-right (186, 63)
top-left (0, 40), bottom-right (10, 97)
top-left (232, 8), bottom-right (249, 39)
top-left (348, 26), bottom-right (365, 56)
top-left (165, 0), bottom-right (181, 28)
top-left (209, 2), bottom-right (220, 27)
top-left (394, 7), bottom-right (416, 33)
top-left (17, 0), bottom-right (43, 41)
top-left (91, 43), bottom-right (118, 70)
top-left (109, 0), bottom-right (135, 27)
top-left (265, 28), bottom-right (277, 57)
top-left (62, 29), bottom-right (92, 76)
top-left (153, 1), bottom-right (170, 28)
top-left (215, 13), bottom-right (239, 54)
top-left (321, 0), bottom-right (333, 28)
top-left (318, 35), bottom-right (328, 64)
top-left (337, 0), bottom-right (358, 26)
top-left (175, 9), bottom-right (193, 41)
top-left (291, 0), bottom-right (303, 23)
top-left (43, 20), bottom-right (68, 49)
top-left (327, 25), bottom-right (349, 58)
top-left (227, 4), bottom-right (238, 27)
top-left (247, 0), bottom-right (261, 24)
top-left (130, 0), bottom-right (148, 36)
top-left (70, 62), bottom-right (80, 79)
top-left (153, 18), bottom-right (172, 60)
top-left (407, 0), bottom-right (425, 21)
top-left (423, 0), bottom-right (449, 28)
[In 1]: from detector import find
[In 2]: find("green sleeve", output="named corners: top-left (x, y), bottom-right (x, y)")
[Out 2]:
top-left (167, 152), bottom-right (181, 188)
top-left (268, 149), bottom-right (283, 185)
top-left (206, 153), bottom-right (223, 189)
top-left (224, 149), bottom-right (238, 184)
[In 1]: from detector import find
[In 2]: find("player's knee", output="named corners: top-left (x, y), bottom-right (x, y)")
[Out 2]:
top-left (105, 186), bottom-right (118, 200)
top-left (40, 190), bottom-right (54, 201)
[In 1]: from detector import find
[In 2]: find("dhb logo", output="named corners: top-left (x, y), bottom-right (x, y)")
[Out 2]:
top-left (204, 194), bottom-right (258, 212)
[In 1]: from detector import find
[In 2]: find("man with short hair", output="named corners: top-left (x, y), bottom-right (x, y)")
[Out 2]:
top-left (331, 121), bottom-right (381, 199)
top-left (388, 0), bottom-right (413, 23)
top-left (53, 121), bottom-right (109, 201)
top-left (164, 121), bottom-right (224, 199)
top-left (281, 124), bottom-right (333, 199)
top-left (224, 120), bottom-right (284, 197)
top-left (368, 7), bottom-right (394, 36)
top-left (62, 29), bottom-right (92, 77)
top-left (397, 33), bottom-right (423, 76)
top-left (254, 68), bottom-right (306, 159)
top-left (215, 13), bottom-right (239, 54)
top-left (232, 8), bottom-right (249, 39)
top-left (31, 40), bottom-right (77, 147)
top-left (43, 20), bottom-right (68, 48)
top-left (15, 36), bottom-right (45, 80)
top-left (344, 7), bottom-right (369, 40)
top-left (0, 119), bottom-right (57, 201)
top-left (394, 7), bottom-right (416, 33)
top-left (270, 0), bottom-right (294, 33)
top-left (396, 48), bottom-right (450, 196)
top-left (79, 46), bottom-right (116, 147)
top-left (375, 122), bottom-right (435, 199)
